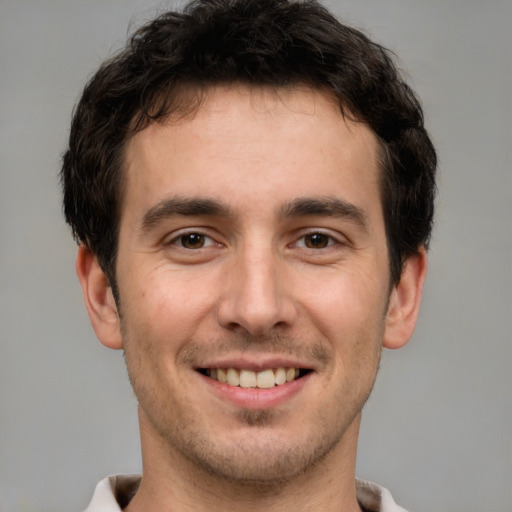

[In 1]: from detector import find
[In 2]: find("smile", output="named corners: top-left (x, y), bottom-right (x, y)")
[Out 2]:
top-left (199, 367), bottom-right (310, 389)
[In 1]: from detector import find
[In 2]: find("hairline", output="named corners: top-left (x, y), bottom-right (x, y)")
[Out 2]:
top-left (105, 81), bottom-right (403, 299)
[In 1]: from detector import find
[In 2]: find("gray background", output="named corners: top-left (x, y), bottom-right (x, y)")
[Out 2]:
top-left (1, 1), bottom-right (511, 511)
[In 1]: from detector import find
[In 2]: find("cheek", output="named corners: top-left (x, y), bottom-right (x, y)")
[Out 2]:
top-left (297, 266), bottom-right (387, 388)
top-left (126, 267), bottom-right (218, 338)
top-left (299, 265), bottom-right (388, 334)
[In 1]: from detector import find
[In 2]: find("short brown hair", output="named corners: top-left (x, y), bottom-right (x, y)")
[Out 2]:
top-left (61, 0), bottom-right (436, 289)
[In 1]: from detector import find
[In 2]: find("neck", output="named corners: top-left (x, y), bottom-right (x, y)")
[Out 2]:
top-left (125, 409), bottom-right (363, 512)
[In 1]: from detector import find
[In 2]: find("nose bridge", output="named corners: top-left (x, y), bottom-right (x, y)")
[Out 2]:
top-left (217, 238), bottom-right (295, 335)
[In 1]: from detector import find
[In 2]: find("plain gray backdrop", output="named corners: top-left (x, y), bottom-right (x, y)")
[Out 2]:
top-left (1, 1), bottom-right (511, 511)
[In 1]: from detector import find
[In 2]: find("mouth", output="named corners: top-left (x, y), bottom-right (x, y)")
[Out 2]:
top-left (197, 367), bottom-right (312, 389)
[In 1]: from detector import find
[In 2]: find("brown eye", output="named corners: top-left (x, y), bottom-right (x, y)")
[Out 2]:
top-left (303, 233), bottom-right (331, 248)
top-left (179, 233), bottom-right (207, 249)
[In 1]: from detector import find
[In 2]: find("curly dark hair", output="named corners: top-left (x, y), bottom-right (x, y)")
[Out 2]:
top-left (61, 0), bottom-right (436, 290)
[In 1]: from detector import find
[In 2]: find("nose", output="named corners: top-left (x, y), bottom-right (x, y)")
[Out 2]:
top-left (216, 246), bottom-right (298, 336)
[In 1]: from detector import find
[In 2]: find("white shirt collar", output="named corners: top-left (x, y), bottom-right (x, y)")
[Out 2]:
top-left (84, 475), bottom-right (409, 512)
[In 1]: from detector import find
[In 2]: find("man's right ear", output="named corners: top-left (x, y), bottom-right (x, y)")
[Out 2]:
top-left (75, 245), bottom-right (123, 350)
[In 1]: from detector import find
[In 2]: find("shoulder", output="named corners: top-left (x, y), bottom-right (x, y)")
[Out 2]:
top-left (356, 479), bottom-right (410, 512)
top-left (83, 475), bottom-right (141, 512)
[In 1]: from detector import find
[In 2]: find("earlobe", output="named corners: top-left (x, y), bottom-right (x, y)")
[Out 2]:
top-left (75, 245), bottom-right (123, 350)
top-left (383, 248), bottom-right (428, 350)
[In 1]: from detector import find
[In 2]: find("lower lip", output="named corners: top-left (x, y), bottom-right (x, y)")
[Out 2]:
top-left (200, 372), bottom-right (313, 409)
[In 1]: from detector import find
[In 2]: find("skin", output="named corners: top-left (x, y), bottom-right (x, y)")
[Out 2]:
top-left (77, 85), bottom-right (427, 512)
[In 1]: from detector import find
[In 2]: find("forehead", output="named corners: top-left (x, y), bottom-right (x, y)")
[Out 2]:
top-left (122, 85), bottom-right (381, 220)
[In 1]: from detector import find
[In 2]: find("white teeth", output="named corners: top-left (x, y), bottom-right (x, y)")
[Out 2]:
top-left (257, 369), bottom-right (276, 389)
top-left (226, 368), bottom-right (240, 386)
top-left (217, 368), bottom-right (227, 383)
top-left (275, 367), bottom-right (287, 385)
top-left (206, 367), bottom-right (303, 388)
top-left (240, 369), bottom-right (257, 388)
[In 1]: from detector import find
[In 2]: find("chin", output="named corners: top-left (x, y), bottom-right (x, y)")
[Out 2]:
top-left (166, 418), bottom-right (347, 487)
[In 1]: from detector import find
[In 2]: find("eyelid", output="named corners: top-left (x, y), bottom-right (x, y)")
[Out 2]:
top-left (165, 228), bottom-right (218, 248)
top-left (291, 229), bottom-right (347, 249)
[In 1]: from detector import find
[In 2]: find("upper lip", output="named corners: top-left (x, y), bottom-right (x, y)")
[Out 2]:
top-left (196, 356), bottom-right (314, 372)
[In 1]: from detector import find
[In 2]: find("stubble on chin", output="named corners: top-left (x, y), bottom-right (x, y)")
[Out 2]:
top-left (126, 326), bottom-right (381, 489)
top-left (236, 409), bottom-right (274, 427)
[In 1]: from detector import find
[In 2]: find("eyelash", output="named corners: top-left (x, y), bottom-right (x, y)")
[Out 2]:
top-left (169, 231), bottom-right (217, 250)
top-left (167, 229), bottom-right (343, 252)
top-left (293, 231), bottom-right (339, 249)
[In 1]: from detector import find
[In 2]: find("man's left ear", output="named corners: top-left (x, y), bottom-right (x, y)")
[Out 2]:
top-left (383, 248), bottom-right (428, 350)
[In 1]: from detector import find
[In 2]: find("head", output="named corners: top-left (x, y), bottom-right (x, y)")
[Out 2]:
top-left (61, 0), bottom-right (436, 296)
top-left (63, 0), bottom-right (437, 492)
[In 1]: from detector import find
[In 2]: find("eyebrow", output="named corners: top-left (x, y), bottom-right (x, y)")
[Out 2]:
top-left (281, 196), bottom-right (368, 229)
top-left (140, 196), bottom-right (232, 231)
top-left (140, 195), bottom-right (368, 232)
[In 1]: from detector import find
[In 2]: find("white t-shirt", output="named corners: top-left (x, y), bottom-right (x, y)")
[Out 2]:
top-left (83, 475), bottom-right (409, 511)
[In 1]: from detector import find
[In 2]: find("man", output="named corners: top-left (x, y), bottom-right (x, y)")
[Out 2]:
top-left (61, 0), bottom-right (436, 510)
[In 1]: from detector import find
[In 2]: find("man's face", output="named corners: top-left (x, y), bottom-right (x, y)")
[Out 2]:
top-left (113, 86), bottom-right (396, 482)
